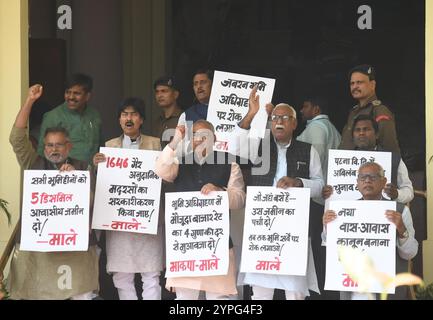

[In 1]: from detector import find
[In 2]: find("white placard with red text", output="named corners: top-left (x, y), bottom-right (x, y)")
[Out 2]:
top-left (240, 186), bottom-right (310, 275)
top-left (324, 200), bottom-right (396, 293)
top-left (92, 147), bottom-right (162, 235)
top-left (20, 170), bottom-right (90, 252)
top-left (165, 191), bottom-right (230, 278)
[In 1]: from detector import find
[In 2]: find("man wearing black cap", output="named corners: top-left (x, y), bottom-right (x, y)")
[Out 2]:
top-left (339, 64), bottom-right (400, 154)
top-left (152, 76), bottom-right (183, 148)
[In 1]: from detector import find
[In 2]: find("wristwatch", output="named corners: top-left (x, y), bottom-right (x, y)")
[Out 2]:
top-left (400, 229), bottom-right (409, 239)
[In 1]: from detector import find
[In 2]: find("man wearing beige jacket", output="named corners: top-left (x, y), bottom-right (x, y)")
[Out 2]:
top-left (93, 97), bottom-right (163, 300)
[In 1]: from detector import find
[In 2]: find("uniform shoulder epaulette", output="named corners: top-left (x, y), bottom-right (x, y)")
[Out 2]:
top-left (372, 100), bottom-right (382, 106)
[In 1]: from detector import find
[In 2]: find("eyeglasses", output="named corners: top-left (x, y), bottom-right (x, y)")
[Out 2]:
top-left (44, 143), bottom-right (67, 149)
top-left (357, 173), bottom-right (383, 182)
top-left (271, 115), bottom-right (294, 122)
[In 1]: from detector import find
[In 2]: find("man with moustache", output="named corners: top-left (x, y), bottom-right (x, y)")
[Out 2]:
top-left (8, 84), bottom-right (99, 300)
top-left (322, 162), bottom-right (418, 300)
top-left (152, 76), bottom-right (183, 148)
top-left (151, 76), bottom-right (183, 299)
top-left (93, 98), bottom-right (163, 300)
top-left (37, 73), bottom-right (102, 163)
top-left (339, 64), bottom-right (400, 154)
top-left (176, 69), bottom-right (213, 154)
top-left (236, 87), bottom-right (324, 300)
top-left (178, 69), bottom-right (213, 125)
top-left (322, 114), bottom-right (413, 204)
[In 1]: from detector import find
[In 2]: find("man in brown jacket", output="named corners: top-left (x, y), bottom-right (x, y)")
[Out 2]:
top-left (8, 84), bottom-right (99, 300)
top-left (93, 97), bottom-right (163, 300)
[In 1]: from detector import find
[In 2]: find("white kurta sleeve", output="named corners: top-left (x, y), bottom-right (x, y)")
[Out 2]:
top-left (298, 146), bottom-right (325, 198)
top-left (155, 145), bottom-right (179, 183)
top-left (231, 125), bottom-right (262, 164)
top-left (227, 162), bottom-right (246, 210)
top-left (396, 206), bottom-right (418, 260)
top-left (396, 159), bottom-right (414, 204)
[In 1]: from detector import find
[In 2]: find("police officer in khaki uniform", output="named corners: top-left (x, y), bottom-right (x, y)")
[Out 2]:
top-left (339, 64), bottom-right (400, 154)
top-left (152, 75), bottom-right (183, 148)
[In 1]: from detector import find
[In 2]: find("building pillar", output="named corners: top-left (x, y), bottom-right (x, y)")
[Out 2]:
top-left (0, 0), bottom-right (28, 260)
top-left (122, 0), bottom-right (167, 136)
top-left (57, 0), bottom-right (124, 141)
top-left (423, 0), bottom-right (433, 285)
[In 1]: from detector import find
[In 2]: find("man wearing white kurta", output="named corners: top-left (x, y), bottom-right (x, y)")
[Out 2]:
top-left (236, 88), bottom-right (324, 300)
top-left (322, 162), bottom-right (418, 300)
top-left (155, 120), bottom-right (246, 300)
top-left (93, 98), bottom-right (163, 300)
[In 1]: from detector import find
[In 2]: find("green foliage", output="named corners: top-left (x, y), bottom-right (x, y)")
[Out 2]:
top-left (415, 282), bottom-right (433, 300)
top-left (0, 198), bottom-right (12, 226)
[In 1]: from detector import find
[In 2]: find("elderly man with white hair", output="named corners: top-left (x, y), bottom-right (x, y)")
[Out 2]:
top-left (234, 87), bottom-right (324, 300)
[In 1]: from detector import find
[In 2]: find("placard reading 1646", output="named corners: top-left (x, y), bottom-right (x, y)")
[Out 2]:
top-left (92, 147), bottom-right (162, 235)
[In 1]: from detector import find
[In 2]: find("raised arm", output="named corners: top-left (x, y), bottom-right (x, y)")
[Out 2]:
top-left (155, 126), bottom-right (185, 183)
top-left (238, 86), bottom-right (260, 130)
top-left (15, 85), bottom-right (43, 128)
top-left (9, 85), bottom-right (44, 169)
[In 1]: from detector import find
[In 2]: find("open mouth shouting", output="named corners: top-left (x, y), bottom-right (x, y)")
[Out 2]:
top-left (125, 121), bottom-right (134, 128)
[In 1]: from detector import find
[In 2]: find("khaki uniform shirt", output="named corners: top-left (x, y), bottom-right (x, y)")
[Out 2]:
top-left (339, 95), bottom-right (400, 154)
top-left (152, 107), bottom-right (183, 148)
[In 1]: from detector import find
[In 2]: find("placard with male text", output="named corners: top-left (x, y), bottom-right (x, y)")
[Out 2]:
top-left (20, 170), bottom-right (90, 252)
top-left (240, 187), bottom-right (310, 276)
top-left (92, 147), bottom-right (162, 235)
top-left (324, 200), bottom-right (396, 293)
top-left (165, 191), bottom-right (230, 278)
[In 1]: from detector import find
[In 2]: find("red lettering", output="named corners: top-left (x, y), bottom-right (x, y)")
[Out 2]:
top-left (31, 192), bottom-right (39, 205)
top-left (106, 157), bottom-right (129, 169)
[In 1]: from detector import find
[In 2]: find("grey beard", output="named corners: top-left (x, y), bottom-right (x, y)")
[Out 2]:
top-left (46, 154), bottom-right (67, 165)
